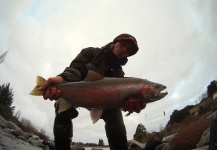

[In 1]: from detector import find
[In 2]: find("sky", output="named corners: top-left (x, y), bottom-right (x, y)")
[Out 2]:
top-left (0, 0), bottom-right (217, 145)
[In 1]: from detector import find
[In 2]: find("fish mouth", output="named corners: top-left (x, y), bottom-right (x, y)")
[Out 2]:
top-left (143, 86), bottom-right (168, 102)
top-left (154, 86), bottom-right (168, 99)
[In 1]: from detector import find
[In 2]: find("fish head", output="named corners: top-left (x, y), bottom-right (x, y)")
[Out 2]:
top-left (140, 81), bottom-right (168, 102)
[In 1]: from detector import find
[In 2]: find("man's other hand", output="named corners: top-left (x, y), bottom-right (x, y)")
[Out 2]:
top-left (122, 99), bottom-right (146, 114)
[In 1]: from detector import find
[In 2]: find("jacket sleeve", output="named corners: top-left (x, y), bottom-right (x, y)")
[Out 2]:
top-left (58, 47), bottom-right (96, 82)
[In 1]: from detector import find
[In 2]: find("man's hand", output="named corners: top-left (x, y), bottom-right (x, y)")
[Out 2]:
top-left (38, 76), bottom-right (64, 100)
top-left (122, 99), bottom-right (146, 114)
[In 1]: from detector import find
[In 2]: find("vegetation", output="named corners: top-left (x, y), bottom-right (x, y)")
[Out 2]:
top-left (167, 105), bottom-right (194, 125)
top-left (0, 83), bottom-right (14, 119)
top-left (207, 80), bottom-right (217, 97)
top-left (0, 83), bottom-right (49, 141)
top-left (98, 139), bottom-right (105, 146)
top-left (0, 51), bottom-right (8, 64)
top-left (71, 139), bottom-right (107, 147)
top-left (133, 123), bottom-right (147, 142)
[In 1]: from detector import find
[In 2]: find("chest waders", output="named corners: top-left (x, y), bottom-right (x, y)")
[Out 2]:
top-left (53, 100), bottom-right (78, 150)
top-left (101, 109), bottom-right (128, 150)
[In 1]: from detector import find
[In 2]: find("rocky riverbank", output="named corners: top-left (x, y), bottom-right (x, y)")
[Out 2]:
top-left (0, 127), bottom-right (44, 150)
top-left (0, 115), bottom-right (54, 150)
top-left (0, 114), bottom-right (108, 150)
top-left (128, 111), bottom-right (217, 150)
top-left (1, 110), bottom-right (217, 150)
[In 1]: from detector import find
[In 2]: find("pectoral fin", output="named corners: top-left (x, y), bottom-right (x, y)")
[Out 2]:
top-left (90, 109), bottom-right (104, 124)
top-left (58, 98), bottom-right (73, 113)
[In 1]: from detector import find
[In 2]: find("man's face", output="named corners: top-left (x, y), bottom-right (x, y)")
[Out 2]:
top-left (112, 41), bottom-right (134, 59)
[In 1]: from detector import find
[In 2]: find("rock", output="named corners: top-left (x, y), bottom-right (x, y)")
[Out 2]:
top-left (91, 148), bottom-right (103, 150)
top-left (155, 143), bottom-right (167, 150)
top-left (22, 131), bottom-right (33, 140)
top-left (129, 143), bottom-right (143, 150)
top-left (128, 140), bottom-right (133, 149)
top-left (144, 132), bottom-right (163, 150)
top-left (31, 135), bottom-right (40, 140)
top-left (18, 135), bottom-right (28, 142)
top-left (209, 115), bottom-right (217, 150)
top-left (0, 127), bottom-right (43, 150)
top-left (0, 122), bottom-right (7, 128)
top-left (128, 140), bottom-right (145, 150)
top-left (5, 121), bottom-right (29, 139)
top-left (213, 91), bottom-right (217, 100)
top-left (11, 130), bottom-right (33, 141)
top-left (10, 129), bottom-right (23, 137)
top-left (161, 143), bottom-right (169, 150)
top-left (6, 121), bottom-right (21, 131)
top-left (162, 133), bottom-right (176, 143)
top-left (3, 128), bottom-right (12, 133)
top-left (196, 127), bottom-right (210, 147)
top-left (207, 110), bottom-right (217, 118)
top-left (43, 140), bottom-right (55, 149)
top-left (192, 145), bottom-right (209, 150)
top-left (169, 118), bottom-right (211, 150)
top-left (0, 115), bottom-right (7, 123)
top-left (71, 144), bottom-right (85, 150)
top-left (29, 137), bottom-right (44, 148)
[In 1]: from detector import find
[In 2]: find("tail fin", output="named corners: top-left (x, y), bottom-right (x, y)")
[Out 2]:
top-left (29, 76), bottom-right (46, 96)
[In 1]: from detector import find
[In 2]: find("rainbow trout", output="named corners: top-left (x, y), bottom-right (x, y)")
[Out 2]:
top-left (30, 71), bottom-right (168, 123)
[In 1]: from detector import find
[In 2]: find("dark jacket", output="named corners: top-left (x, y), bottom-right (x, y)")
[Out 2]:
top-left (58, 43), bottom-right (128, 81)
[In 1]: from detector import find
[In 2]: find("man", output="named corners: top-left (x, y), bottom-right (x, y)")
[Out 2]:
top-left (39, 33), bottom-right (146, 150)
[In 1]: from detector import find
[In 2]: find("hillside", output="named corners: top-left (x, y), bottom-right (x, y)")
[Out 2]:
top-left (131, 81), bottom-right (217, 150)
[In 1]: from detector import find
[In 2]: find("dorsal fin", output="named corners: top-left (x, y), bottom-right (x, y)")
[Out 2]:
top-left (83, 70), bottom-right (104, 81)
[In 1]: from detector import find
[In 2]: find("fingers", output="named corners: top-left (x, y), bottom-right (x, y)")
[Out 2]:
top-left (134, 102), bottom-right (141, 113)
top-left (123, 100), bottom-right (129, 112)
top-left (55, 90), bottom-right (61, 99)
top-left (39, 76), bottom-right (63, 100)
top-left (141, 102), bottom-right (146, 109)
top-left (50, 87), bottom-right (57, 100)
top-left (123, 100), bottom-right (146, 114)
top-left (123, 101), bottom-right (134, 113)
top-left (39, 79), bottom-right (51, 91)
top-left (128, 101), bottom-right (134, 114)
top-left (39, 76), bottom-right (63, 91)
top-left (43, 87), bottom-right (61, 100)
top-left (43, 90), bottom-right (51, 100)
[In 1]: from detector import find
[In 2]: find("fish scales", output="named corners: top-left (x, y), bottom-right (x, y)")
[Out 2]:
top-left (55, 77), bottom-right (144, 109)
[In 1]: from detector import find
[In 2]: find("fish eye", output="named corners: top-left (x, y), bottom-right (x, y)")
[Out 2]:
top-left (154, 84), bottom-right (160, 88)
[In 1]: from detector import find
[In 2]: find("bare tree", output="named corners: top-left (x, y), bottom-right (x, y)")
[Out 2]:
top-left (14, 110), bottom-right (21, 120)
top-left (0, 51), bottom-right (8, 64)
